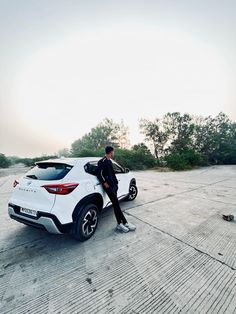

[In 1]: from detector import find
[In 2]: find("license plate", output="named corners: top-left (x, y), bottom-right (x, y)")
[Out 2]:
top-left (20, 207), bottom-right (38, 217)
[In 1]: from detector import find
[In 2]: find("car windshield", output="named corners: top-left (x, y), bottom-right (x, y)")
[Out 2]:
top-left (24, 163), bottom-right (73, 181)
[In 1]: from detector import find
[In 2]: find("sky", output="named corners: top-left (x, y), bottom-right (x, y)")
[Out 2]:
top-left (0, 0), bottom-right (236, 157)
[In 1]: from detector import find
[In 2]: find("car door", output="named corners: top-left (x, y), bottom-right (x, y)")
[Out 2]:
top-left (111, 161), bottom-right (129, 198)
top-left (84, 161), bottom-right (111, 206)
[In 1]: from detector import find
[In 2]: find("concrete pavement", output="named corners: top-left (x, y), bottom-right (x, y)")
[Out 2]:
top-left (0, 165), bottom-right (236, 313)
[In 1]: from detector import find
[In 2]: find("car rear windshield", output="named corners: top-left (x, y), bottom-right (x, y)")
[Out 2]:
top-left (24, 163), bottom-right (73, 181)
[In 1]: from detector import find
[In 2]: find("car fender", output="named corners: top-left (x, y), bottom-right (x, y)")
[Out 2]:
top-left (130, 178), bottom-right (136, 186)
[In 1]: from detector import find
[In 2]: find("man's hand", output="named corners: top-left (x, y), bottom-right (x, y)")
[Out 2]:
top-left (103, 182), bottom-right (109, 189)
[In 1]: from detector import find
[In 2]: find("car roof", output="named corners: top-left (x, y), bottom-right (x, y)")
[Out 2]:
top-left (35, 157), bottom-right (101, 166)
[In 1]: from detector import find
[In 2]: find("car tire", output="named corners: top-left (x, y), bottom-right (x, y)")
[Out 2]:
top-left (126, 184), bottom-right (138, 201)
top-left (72, 203), bottom-right (99, 241)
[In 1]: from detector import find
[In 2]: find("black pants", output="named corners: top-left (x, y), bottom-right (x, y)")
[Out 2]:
top-left (105, 186), bottom-right (127, 224)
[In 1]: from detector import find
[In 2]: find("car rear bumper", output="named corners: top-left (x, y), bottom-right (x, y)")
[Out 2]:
top-left (8, 204), bottom-right (72, 234)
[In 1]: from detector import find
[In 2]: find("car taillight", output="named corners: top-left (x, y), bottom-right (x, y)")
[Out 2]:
top-left (41, 183), bottom-right (79, 195)
top-left (13, 180), bottom-right (19, 188)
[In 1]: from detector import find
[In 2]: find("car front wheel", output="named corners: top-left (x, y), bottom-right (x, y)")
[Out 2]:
top-left (127, 184), bottom-right (138, 201)
top-left (72, 204), bottom-right (99, 241)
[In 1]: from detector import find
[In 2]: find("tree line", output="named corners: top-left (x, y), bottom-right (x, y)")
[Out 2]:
top-left (1, 112), bottom-right (235, 170)
top-left (140, 112), bottom-right (236, 169)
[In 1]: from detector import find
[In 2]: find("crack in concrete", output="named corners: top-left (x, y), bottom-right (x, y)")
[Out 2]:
top-left (189, 196), bottom-right (236, 206)
top-left (123, 177), bottom-right (236, 271)
top-left (124, 177), bottom-right (234, 212)
top-left (125, 212), bottom-right (236, 272)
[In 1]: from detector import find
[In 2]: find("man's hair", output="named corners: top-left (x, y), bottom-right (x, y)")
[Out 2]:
top-left (105, 146), bottom-right (114, 154)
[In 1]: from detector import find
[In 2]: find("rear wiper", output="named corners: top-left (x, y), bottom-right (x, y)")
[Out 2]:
top-left (26, 175), bottom-right (38, 179)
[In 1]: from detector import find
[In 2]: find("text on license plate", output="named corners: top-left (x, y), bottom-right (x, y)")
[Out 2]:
top-left (20, 207), bottom-right (38, 217)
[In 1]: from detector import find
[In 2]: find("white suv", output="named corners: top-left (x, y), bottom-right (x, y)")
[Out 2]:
top-left (8, 157), bottom-right (138, 241)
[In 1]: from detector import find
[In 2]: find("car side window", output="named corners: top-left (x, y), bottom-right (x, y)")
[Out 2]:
top-left (84, 162), bottom-right (98, 176)
top-left (112, 162), bottom-right (124, 174)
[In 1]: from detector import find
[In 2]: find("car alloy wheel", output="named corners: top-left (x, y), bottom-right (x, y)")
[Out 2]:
top-left (82, 208), bottom-right (98, 236)
top-left (72, 203), bottom-right (99, 241)
top-left (128, 185), bottom-right (137, 200)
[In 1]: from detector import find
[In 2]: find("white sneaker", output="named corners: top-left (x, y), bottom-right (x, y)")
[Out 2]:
top-left (116, 223), bottom-right (129, 233)
top-left (124, 222), bottom-right (136, 231)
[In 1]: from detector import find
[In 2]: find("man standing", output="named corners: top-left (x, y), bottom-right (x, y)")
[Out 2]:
top-left (97, 146), bottom-right (136, 233)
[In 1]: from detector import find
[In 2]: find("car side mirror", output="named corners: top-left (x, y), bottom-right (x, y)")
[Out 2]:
top-left (125, 168), bottom-right (129, 173)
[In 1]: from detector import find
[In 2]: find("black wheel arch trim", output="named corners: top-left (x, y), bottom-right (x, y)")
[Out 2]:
top-left (72, 193), bottom-right (103, 222)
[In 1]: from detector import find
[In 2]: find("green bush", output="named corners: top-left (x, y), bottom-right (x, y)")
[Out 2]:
top-left (71, 147), bottom-right (157, 170)
top-left (0, 153), bottom-right (11, 168)
top-left (19, 155), bottom-right (58, 167)
top-left (165, 150), bottom-right (205, 170)
top-left (182, 149), bottom-right (204, 166)
top-left (75, 149), bottom-right (104, 158)
top-left (114, 148), bottom-right (157, 170)
top-left (165, 154), bottom-right (188, 170)
top-left (7, 156), bottom-right (22, 165)
top-left (15, 148), bottom-right (157, 171)
top-left (18, 158), bottom-right (34, 167)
